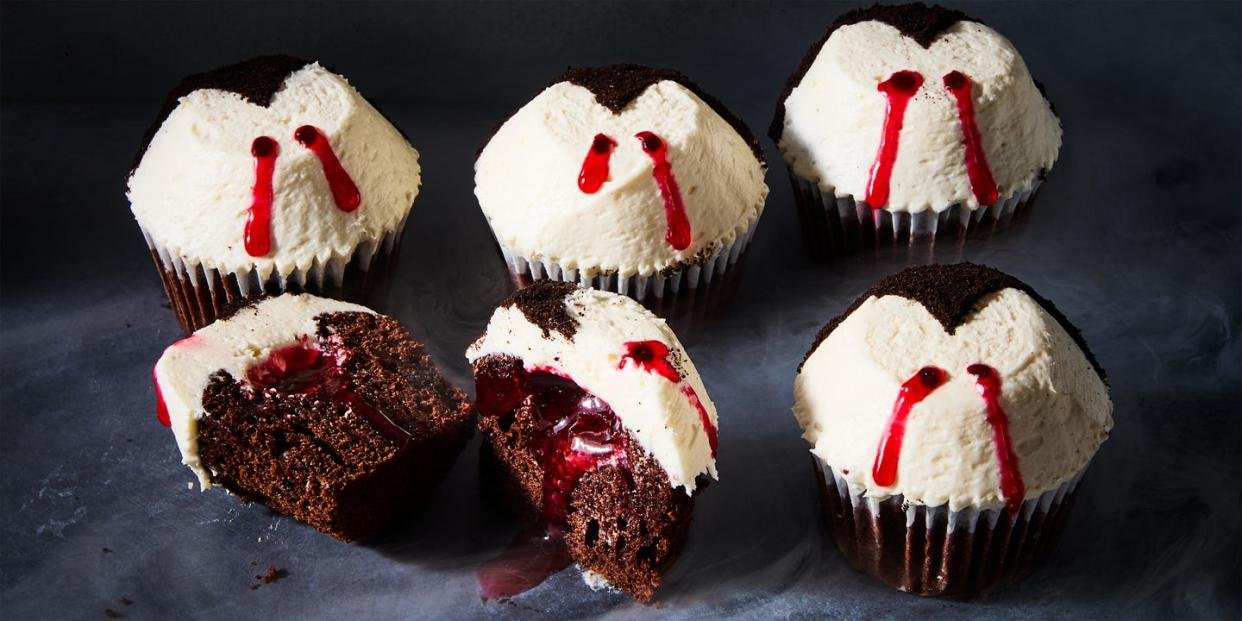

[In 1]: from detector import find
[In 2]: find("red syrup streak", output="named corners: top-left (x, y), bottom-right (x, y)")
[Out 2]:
top-left (244, 136), bottom-right (279, 257)
top-left (245, 341), bottom-right (411, 444)
top-left (618, 340), bottom-right (718, 457)
top-left (154, 366), bottom-right (170, 427)
top-left (294, 125), bottom-right (361, 213)
top-left (618, 340), bottom-right (679, 382)
top-left (577, 133), bottom-right (616, 194)
top-left (943, 71), bottom-right (1000, 206)
top-left (474, 361), bottom-right (629, 599)
top-left (966, 363), bottom-right (1026, 513)
top-left (636, 131), bottom-right (692, 251)
top-left (865, 70), bottom-right (924, 210)
top-left (872, 366), bottom-right (948, 486)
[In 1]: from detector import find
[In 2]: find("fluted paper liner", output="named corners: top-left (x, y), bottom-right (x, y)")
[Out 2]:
top-left (813, 456), bottom-right (1083, 597)
top-left (142, 217), bottom-right (407, 333)
top-left (790, 174), bottom-right (1040, 258)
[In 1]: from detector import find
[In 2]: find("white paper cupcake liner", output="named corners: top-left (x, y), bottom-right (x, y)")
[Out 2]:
top-left (491, 216), bottom-right (759, 303)
top-left (814, 456), bottom-right (1084, 597)
top-left (791, 174), bottom-right (1041, 257)
top-left (142, 216), bottom-right (408, 332)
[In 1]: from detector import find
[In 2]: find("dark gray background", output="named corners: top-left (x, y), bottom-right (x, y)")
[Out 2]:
top-left (2, 1), bottom-right (1240, 619)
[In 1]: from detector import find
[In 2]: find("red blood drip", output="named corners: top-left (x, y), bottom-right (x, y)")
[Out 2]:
top-left (618, 340), bottom-right (680, 382)
top-left (943, 71), bottom-right (1000, 206)
top-left (473, 361), bottom-right (629, 598)
top-left (246, 341), bottom-right (411, 444)
top-left (577, 133), bottom-right (616, 194)
top-left (865, 70), bottom-right (924, 210)
top-left (966, 363), bottom-right (1026, 513)
top-left (244, 136), bottom-right (279, 257)
top-left (153, 365), bottom-right (170, 427)
top-left (294, 125), bottom-right (362, 213)
top-left (681, 384), bottom-right (718, 458)
top-left (477, 525), bottom-right (572, 599)
top-left (872, 366), bottom-right (947, 487)
top-left (635, 131), bottom-right (692, 251)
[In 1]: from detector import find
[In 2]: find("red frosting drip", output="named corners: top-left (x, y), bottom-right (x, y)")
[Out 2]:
top-left (477, 525), bottom-right (572, 600)
top-left (681, 384), bottom-right (718, 459)
top-left (871, 366), bottom-right (947, 486)
top-left (618, 340), bottom-right (679, 382)
top-left (294, 125), bottom-right (361, 213)
top-left (966, 363), bottom-right (1025, 512)
top-left (578, 133), bottom-right (616, 194)
top-left (866, 70), bottom-right (924, 210)
top-left (635, 131), bottom-right (692, 251)
top-left (943, 71), bottom-right (1000, 206)
top-left (244, 136), bottom-right (279, 257)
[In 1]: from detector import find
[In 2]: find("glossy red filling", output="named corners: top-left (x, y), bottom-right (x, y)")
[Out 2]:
top-left (244, 341), bottom-right (410, 444)
top-left (474, 358), bottom-right (630, 598)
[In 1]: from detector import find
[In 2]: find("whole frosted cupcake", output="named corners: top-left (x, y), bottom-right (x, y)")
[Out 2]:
top-left (128, 56), bottom-right (420, 332)
top-left (476, 64), bottom-right (768, 304)
top-left (771, 4), bottom-right (1061, 253)
top-left (793, 263), bottom-right (1111, 596)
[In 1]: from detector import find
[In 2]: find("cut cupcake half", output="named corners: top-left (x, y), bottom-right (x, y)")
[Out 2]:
top-left (467, 282), bottom-right (718, 601)
top-left (153, 294), bottom-right (473, 542)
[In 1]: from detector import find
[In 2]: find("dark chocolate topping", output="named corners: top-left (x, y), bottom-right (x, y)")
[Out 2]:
top-left (770, 3), bottom-right (1056, 141)
top-left (131, 55), bottom-right (311, 173)
top-left (802, 263), bottom-right (1106, 381)
top-left (556, 64), bottom-right (765, 164)
top-left (500, 281), bottom-right (582, 340)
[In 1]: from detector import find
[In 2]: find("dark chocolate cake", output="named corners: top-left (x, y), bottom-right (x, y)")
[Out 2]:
top-left (155, 295), bottom-right (473, 541)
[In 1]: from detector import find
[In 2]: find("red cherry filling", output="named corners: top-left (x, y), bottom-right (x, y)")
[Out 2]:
top-left (474, 358), bottom-right (631, 598)
top-left (244, 340), bottom-right (411, 444)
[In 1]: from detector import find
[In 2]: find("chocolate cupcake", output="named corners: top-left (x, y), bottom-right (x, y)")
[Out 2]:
top-left (467, 282), bottom-right (718, 601)
top-left (153, 294), bottom-right (473, 541)
top-left (792, 264), bottom-right (1111, 596)
top-left (476, 64), bottom-right (768, 307)
top-left (128, 56), bottom-right (420, 332)
top-left (771, 4), bottom-right (1061, 254)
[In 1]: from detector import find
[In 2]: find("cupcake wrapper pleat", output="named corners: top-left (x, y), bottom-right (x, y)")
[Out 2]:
top-left (790, 175), bottom-right (1040, 258)
top-left (142, 217), bottom-right (407, 333)
top-left (813, 456), bottom-right (1083, 597)
top-left (493, 216), bottom-right (759, 303)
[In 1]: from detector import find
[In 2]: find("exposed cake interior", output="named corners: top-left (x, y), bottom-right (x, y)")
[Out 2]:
top-left (154, 295), bottom-right (473, 541)
top-left (466, 282), bottom-right (716, 601)
top-left (473, 354), bottom-right (696, 602)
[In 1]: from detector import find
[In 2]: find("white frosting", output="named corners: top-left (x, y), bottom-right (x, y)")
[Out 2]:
top-left (466, 287), bottom-right (718, 493)
top-left (154, 294), bottom-right (374, 489)
top-left (128, 63), bottom-right (420, 282)
top-left (475, 80), bottom-right (768, 278)
top-left (793, 288), bottom-right (1112, 511)
top-left (777, 20), bottom-right (1061, 212)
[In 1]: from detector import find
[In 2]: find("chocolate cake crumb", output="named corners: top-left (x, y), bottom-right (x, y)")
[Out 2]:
top-left (258, 565), bottom-right (288, 584)
top-left (101, 547), bottom-right (111, 554)
top-left (771, 3), bottom-right (1055, 140)
top-left (119, 597), bottom-right (133, 606)
top-left (800, 263), bottom-right (1106, 381)
top-left (558, 64), bottom-right (764, 165)
top-left (104, 609), bottom-right (122, 619)
top-left (499, 281), bottom-right (581, 340)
